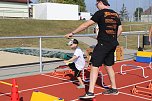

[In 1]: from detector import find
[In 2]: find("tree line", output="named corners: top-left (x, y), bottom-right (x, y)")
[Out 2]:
top-left (38, 0), bottom-right (86, 12)
top-left (119, 3), bottom-right (144, 22)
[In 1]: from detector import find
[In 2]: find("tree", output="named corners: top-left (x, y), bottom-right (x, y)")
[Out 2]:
top-left (38, 0), bottom-right (86, 12)
top-left (73, 0), bottom-right (86, 12)
top-left (134, 7), bottom-right (143, 21)
top-left (119, 3), bottom-right (129, 21)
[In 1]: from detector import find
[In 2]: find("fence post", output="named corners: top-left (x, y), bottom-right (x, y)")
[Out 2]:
top-left (39, 37), bottom-right (42, 72)
top-left (125, 35), bottom-right (127, 49)
top-left (137, 34), bottom-right (140, 48)
top-left (2, 10), bottom-right (4, 19)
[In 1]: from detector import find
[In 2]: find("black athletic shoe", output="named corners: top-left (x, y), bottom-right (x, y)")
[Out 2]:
top-left (102, 88), bottom-right (119, 95)
top-left (79, 92), bottom-right (95, 99)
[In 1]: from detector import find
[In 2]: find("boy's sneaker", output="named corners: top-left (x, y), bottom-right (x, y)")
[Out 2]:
top-left (79, 92), bottom-right (95, 99)
top-left (102, 88), bottom-right (119, 95)
top-left (77, 85), bottom-right (85, 89)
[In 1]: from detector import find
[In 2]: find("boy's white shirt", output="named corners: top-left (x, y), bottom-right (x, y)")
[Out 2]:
top-left (73, 47), bottom-right (85, 70)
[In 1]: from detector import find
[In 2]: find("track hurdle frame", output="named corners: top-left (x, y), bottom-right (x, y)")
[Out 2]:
top-left (120, 64), bottom-right (149, 78)
top-left (120, 56), bottom-right (152, 78)
top-left (82, 66), bottom-right (109, 88)
top-left (131, 81), bottom-right (152, 98)
top-left (51, 69), bottom-right (74, 77)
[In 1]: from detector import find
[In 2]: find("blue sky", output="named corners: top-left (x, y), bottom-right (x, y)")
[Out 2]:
top-left (85, 0), bottom-right (152, 17)
top-left (32, 0), bottom-right (152, 17)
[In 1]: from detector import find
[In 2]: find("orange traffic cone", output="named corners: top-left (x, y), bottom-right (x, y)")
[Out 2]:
top-left (11, 79), bottom-right (19, 101)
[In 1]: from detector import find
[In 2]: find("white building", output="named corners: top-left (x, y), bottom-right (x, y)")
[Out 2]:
top-left (32, 3), bottom-right (79, 20)
top-left (141, 6), bottom-right (152, 22)
top-left (0, 0), bottom-right (31, 18)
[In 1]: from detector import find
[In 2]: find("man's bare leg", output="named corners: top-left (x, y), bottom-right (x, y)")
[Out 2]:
top-left (88, 66), bottom-right (99, 93)
top-left (104, 65), bottom-right (116, 89)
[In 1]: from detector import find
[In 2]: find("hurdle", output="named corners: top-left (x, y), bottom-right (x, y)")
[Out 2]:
top-left (146, 56), bottom-right (152, 69)
top-left (132, 86), bottom-right (152, 98)
top-left (82, 66), bottom-right (109, 88)
top-left (148, 62), bottom-right (152, 69)
top-left (120, 55), bottom-right (152, 78)
top-left (120, 64), bottom-right (149, 78)
top-left (82, 66), bottom-right (90, 82)
top-left (148, 81), bottom-right (152, 89)
top-left (131, 82), bottom-right (152, 98)
top-left (98, 71), bottom-right (109, 88)
top-left (51, 69), bottom-right (74, 77)
top-left (51, 64), bottom-right (74, 77)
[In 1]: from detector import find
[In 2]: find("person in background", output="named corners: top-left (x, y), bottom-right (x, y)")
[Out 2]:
top-left (149, 26), bottom-right (152, 46)
top-left (64, 39), bottom-right (85, 89)
top-left (65, 0), bottom-right (122, 99)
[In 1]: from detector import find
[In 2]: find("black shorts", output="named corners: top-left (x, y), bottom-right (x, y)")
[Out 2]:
top-left (68, 63), bottom-right (81, 77)
top-left (90, 42), bottom-right (117, 67)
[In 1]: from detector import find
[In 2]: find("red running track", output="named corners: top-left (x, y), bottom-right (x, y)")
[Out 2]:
top-left (0, 60), bottom-right (151, 101)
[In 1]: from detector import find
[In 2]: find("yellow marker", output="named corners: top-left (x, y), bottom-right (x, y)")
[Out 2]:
top-left (137, 51), bottom-right (152, 57)
top-left (30, 91), bottom-right (64, 101)
top-left (0, 81), bottom-right (18, 87)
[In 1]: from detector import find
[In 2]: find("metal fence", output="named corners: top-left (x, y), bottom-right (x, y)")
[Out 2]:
top-left (0, 31), bottom-right (150, 73)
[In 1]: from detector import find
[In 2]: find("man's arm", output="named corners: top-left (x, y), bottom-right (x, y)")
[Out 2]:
top-left (117, 25), bottom-right (123, 38)
top-left (149, 26), bottom-right (152, 42)
top-left (65, 20), bottom-right (96, 38)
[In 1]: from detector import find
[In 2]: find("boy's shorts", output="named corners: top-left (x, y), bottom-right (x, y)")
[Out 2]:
top-left (90, 42), bottom-right (117, 67)
top-left (68, 63), bottom-right (81, 77)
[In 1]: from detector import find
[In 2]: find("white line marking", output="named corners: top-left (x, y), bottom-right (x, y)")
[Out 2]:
top-left (0, 61), bottom-right (151, 101)
top-left (119, 92), bottom-right (152, 101)
top-left (118, 79), bottom-right (152, 90)
top-left (0, 79), bottom-right (77, 96)
top-left (41, 74), bottom-right (69, 81)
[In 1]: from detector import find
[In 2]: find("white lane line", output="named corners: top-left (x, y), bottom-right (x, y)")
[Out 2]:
top-left (0, 79), bottom-right (76, 96)
top-left (0, 62), bottom-right (151, 101)
top-left (41, 74), bottom-right (69, 81)
top-left (118, 79), bottom-right (152, 90)
top-left (119, 92), bottom-right (152, 101)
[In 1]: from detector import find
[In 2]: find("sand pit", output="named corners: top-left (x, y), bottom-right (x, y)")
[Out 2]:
top-left (0, 51), bottom-right (60, 67)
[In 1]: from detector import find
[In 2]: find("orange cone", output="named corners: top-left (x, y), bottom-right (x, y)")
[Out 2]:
top-left (11, 79), bottom-right (19, 101)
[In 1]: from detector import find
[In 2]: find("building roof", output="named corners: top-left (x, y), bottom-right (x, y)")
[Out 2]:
top-left (0, 0), bottom-right (32, 3)
top-left (142, 6), bottom-right (152, 15)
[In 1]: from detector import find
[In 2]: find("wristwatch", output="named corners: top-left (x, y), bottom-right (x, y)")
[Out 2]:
top-left (71, 32), bottom-right (75, 35)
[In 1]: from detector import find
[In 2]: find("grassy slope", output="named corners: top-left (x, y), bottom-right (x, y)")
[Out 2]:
top-left (0, 19), bottom-right (88, 49)
top-left (0, 19), bottom-right (86, 36)
top-left (0, 19), bottom-right (151, 50)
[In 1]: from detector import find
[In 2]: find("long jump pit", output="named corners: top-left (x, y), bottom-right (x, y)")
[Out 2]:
top-left (0, 51), bottom-right (62, 79)
top-left (0, 51), bottom-right (61, 66)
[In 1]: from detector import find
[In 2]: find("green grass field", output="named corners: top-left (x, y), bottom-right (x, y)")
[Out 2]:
top-left (0, 19), bottom-right (151, 50)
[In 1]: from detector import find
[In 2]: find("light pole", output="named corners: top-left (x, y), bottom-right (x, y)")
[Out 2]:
top-left (137, 0), bottom-right (140, 22)
top-left (27, 0), bottom-right (30, 18)
top-left (116, 0), bottom-right (117, 12)
top-left (148, 0), bottom-right (151, 22)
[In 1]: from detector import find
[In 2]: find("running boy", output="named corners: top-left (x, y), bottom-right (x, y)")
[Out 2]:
top-left (64, 39), bottom-right (85, 89)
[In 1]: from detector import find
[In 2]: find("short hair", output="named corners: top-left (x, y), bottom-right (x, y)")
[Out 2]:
top-left (97, 0), bottom-right (110, 6)
top-left (67, 39), bottom-right (78, 46)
